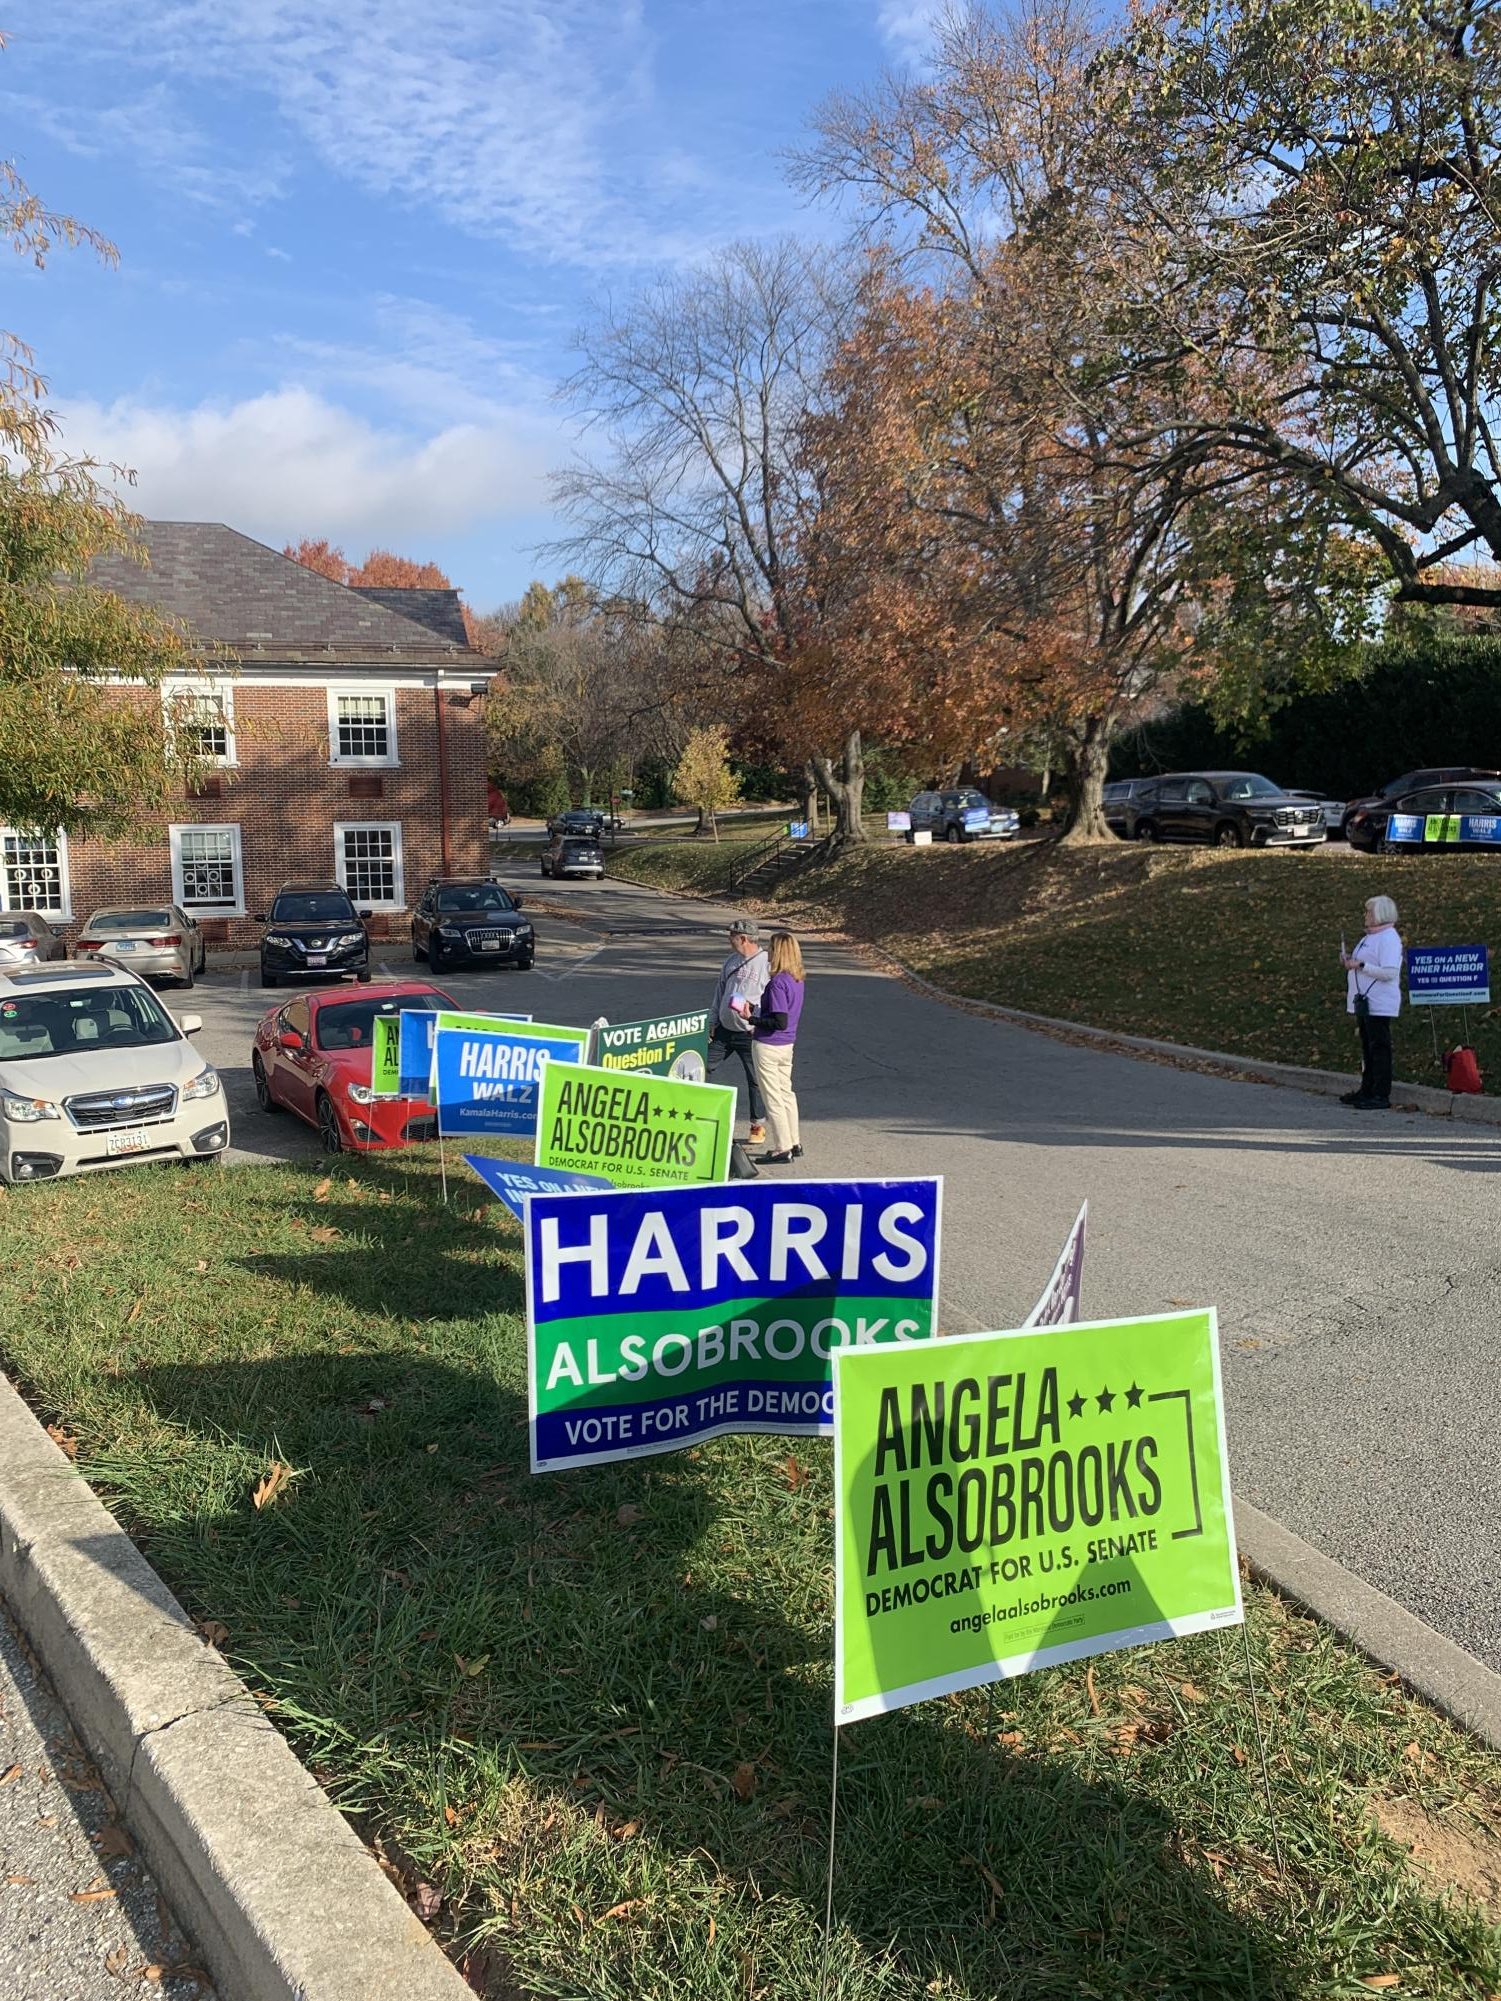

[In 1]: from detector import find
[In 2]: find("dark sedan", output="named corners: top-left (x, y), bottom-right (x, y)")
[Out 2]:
top-left (1130, 772), bottom-right (1323, 848)
top-left (1342, 765), bottom-right (1501, 839)
top-left (1347, 782), bottom-right (1501, 854)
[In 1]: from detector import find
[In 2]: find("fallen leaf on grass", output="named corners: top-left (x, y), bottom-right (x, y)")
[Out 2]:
top-left (707, 1913), bottom-right (716, 1947)
top-left (313, 1177), bottom-right (332, 1202)
top-left (700, 1615), bottom-right (718, 1632)
top-left (251, 1462), bottom-right (292, 1511)
top-left (444, 1804), bottom-right (460, 1828)
top-left (0, 1764), bottom-right (20, 1787)
top-left (1360, 1979), bottom-right (1401, 1992)
top-left (1180, 1681), bottom-right (1206, 1704)
top-left (1085, 1665), bottom-right (1100, 1716)
top-left (454, 1655), bottom-right (490, 1678)
top-left (615, 1503), bottom-right (644, 1528)
top-left (309, 1226), bottom-right (339, 1244)
top-left (599, 1899), bottom-right (646, 1923)
top-left (412, 1881), bottom-right (443, 1922)
top-left (730, 1762), bottom-right (758, 1801)
top-left (783, 1455), bottom-right (808, 1490)
top-left (613, 1818), bottom-right (641, 1840)
top-left (125, 1297), bottom-right (143, 1326)
top-left (46, 1423), bottom-right (78, 1461)
top-left (195, 1619), bottom-right (229, 1649)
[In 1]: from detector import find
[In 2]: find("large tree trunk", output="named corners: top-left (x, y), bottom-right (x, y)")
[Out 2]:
top-left (812, 728), bottom-right (868, 845)
top-left (1056, 720), bottom-right (1114, 844)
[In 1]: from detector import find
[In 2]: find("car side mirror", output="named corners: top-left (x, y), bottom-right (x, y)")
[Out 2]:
top-left (512, 893), bottom-right (525, 908)
top-left (179, 1013), bottom-right (203, 1036)
top-left (357, 910), bottom-right (373, 922)
top-left (278, 1026), bottom-right (304, 1052)
top-left (252, 913), bottom-right (267, 924)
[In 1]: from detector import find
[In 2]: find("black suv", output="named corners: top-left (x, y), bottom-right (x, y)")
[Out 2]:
top-left (549, 807), bottom-right (606, 839)
top-left (256, 882), bottom-right (370, 987)
top-left (411, 877), bottom-right (535, 972)
top-left (1130, 772), bottom-right (1323, 848)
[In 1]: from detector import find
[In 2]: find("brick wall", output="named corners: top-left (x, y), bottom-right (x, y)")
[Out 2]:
top-left (50, 680), bottom-right (489, 950)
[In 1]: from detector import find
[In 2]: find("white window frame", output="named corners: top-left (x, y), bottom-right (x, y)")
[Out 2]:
top-left (334, 820), bottom-right (405, 911)
top-left (164, 677), bottom-right (237, 767)
top-left (169, 823), bottom-right (245, 916)
top-left (327, 684), bottom-right (399, 768)
top-left (0, 828), bottom-right (71, 921)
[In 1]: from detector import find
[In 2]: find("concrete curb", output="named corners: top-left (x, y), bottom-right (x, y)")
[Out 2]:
top-left (1236, 1502), bottom-right (1501, 1750)
top-left (0, 1372), bottom-right (471, 2001)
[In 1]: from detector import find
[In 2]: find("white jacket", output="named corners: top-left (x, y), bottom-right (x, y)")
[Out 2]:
top-left (1347, 925), bottom-right (1402, 1018)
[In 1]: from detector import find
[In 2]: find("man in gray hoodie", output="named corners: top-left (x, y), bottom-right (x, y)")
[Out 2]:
top-left (710, 916), bottom-right (770, 1143)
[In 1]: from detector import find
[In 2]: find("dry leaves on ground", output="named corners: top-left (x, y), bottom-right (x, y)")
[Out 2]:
top-left (251, 1462), bottom-right (292, 1510)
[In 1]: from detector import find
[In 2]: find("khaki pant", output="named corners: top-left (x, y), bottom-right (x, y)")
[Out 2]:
top-left (752, 1039), bottom-right (799, 1152)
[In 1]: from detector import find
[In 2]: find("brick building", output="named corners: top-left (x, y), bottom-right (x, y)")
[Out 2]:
top-left (1, 522), bottom-right (491, 949)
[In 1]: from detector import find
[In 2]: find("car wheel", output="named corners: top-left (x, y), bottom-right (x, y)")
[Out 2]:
top-left (1214, 822), bottom-right (1244, 848)
top-left (181, 952), bottom-right (196, 989)
top-left (429, 939), bottom-right (446, 973)
top-left (261, 967), bottom-right (278, 988)
top-left (316, 1092), bottom-right (344, 1154)
top-left (252, 1053), bottom-right (279, 1113)
top-left (517, 950), bottom-right (534, 971)
top-left (412, 931), bottom-right (426, 963)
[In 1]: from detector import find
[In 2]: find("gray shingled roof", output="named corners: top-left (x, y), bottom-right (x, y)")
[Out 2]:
top-left (87, 522), bottom-right (471, 660)
top-left (352, 586), bottom-right (470, 648)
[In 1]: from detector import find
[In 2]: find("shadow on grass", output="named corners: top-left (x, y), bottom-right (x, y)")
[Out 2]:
top-left (119, 1340), bottom-right (1299, 2001)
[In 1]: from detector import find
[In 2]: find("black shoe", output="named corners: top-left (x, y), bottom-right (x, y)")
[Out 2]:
top-left (757, 1149), bottom-right (796, 1164)
top-left (1339, 1089), bottom-right (1363, 1105)
top-left (791, 1144), bottom-right (803, 1159)
top-left (1349, 1096), bottom-right (1391, 1110)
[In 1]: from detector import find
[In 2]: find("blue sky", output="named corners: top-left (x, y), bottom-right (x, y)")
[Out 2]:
top-left (3, 1), bottom-right (940, 609)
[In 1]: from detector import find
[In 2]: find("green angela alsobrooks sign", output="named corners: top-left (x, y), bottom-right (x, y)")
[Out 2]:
top-left (832, 1309), bottom-right (1241, 1724)
top-left (533, 1060), bottom-right (735, 1189)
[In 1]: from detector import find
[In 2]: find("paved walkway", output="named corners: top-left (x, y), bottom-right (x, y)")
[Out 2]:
top-left (0, 1598), bottom-right (212, 2001)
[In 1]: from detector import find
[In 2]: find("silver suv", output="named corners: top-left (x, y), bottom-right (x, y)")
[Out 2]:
top-left (0, 963), bottom-right (228, 1183)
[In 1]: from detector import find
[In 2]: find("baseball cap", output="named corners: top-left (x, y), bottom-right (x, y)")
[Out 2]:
top-left (728, 916), bottom-right (761, 940)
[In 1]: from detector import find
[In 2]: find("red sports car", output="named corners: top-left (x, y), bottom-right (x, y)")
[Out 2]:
top-left (251, 980), bottom-right (456, 1153)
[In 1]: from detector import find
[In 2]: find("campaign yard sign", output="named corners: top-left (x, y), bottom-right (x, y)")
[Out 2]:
top-left (832, 1309), bottom-right (1240, 1724)
top-left (1387, 814), bottom-right (1501, 847)
top-left (887, 811), bottom-right (912, 833)
top-left (433, 1024), bottom-right (586, 1138)
top-left (533, 1061), bottom-right (736, 1190)
top-left (591, 1009), bottom-right (712, 1082)
top-left (390, 1008), bottom-right (540, 1099)
top-left (1022, 1202), bottom-right (1087, 1328)
top-left (465, 1154), bottom-right (614, 1219)
top-left (1407, 944), bottom-right (1491, 1007)
top-left (526, 1177), bottom-right (942, 1472)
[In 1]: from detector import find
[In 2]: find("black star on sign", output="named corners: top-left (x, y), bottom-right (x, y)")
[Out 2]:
top-left (1096, 1387), bottom-right (1115, 1413)
top-left (1067, 1391), bottom-right (1086, 1420)
top-left (1125, 1382), bottom-right (1144, 1409)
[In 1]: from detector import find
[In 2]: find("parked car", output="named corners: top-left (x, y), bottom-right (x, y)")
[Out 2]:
top-left (0, 913), bottom-right (67, 972)
top-left (1129, 772), bottom-right (1324, 848)
top-left (1342, 766), bottom-right (1501, 839)
top-left (72, 904), bottom-right (205, 986)
top-left (255, 882), bottom-right (371, 988)
top-left (1287, 791), bottom-right (1346, 839)
top-left (411, 877), bottom-right (535, 972)
top-left (251, 979), bottom-right (456, 1154)
top-left (1103, 778), bottom-right (1161, 838)
top-left (549, 808), bottom-right (607, 839)
top-left (1346, 780), bottom-right (1501, 854)
top-left (0, 962), bottom-right (226, 1183)
top-left (907, 789), bottom-right (1021, 843)
top-left (540, 834), bottom-right (605, 880)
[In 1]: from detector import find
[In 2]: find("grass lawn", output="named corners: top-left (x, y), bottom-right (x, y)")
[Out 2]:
top-left (712, 839), bottom-right (1501, 1091)
top-left (3, 1155), bottom-right (1500, 1997)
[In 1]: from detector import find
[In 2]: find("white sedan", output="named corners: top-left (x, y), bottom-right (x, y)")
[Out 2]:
top-left (0, 962), bottom-right (228, 1183)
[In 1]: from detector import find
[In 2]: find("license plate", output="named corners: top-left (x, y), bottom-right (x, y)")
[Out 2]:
top-left (113, 941), bottom-right (136, 951)
top-left (307, 953), bottom-right (327, 967)
top-left (106, 1127), bottom-right (151, 1157)
top-left (479, 939), bottom-right (500, 952)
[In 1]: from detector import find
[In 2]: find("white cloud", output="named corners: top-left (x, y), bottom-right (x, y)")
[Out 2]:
top-left (876, 0), bottom-right (947, 62)
top-left (58, 385), bottom-right (559, 546)
top-left (26, 0), bottom-right (733, 265)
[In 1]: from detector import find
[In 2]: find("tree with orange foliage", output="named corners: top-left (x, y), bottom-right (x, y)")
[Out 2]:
top-left (281, 539), bottom-right (483, 646)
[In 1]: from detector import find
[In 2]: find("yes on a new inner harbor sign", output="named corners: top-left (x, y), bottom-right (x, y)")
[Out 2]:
top-left (832, 1309), bottom-right (1240, 1723)
top-left (526, 1177), bottom-right (942, 1471)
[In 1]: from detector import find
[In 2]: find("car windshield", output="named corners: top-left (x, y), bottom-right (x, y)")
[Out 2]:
top-left (1215, 775), bottom-right (1282, 800)
top-left (271, 894), bottom-right (357, 923)
top-left (436, 885), bottom-right (515, 914)
top-left (315, 990), bottom-right (452, 1051)
top-left (89, 910), bottom-right (174, 933)
top-left (961, 792), bottom-right (995, 810)
top-left (0, 983), bottom-right (178, 1061)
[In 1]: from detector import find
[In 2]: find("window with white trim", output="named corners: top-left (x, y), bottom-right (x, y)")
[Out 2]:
top-left (327, 687), bottom-right (397, 765)
top-left (0, 829), bottom-right (70, 918)
top-left (334, 821), bottom-right (404, 910)
top-left (169, 824), bottom-right (244, 913)
top-left (165, 680), bottom-right (236, 765)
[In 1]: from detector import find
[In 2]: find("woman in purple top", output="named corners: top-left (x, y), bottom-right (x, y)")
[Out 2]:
top-left (752, 930), bottom-right (805, 1164)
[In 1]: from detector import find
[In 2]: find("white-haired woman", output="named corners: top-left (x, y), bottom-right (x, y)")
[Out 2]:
top-left (1341, 894), bottom-right (1403, 1110)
